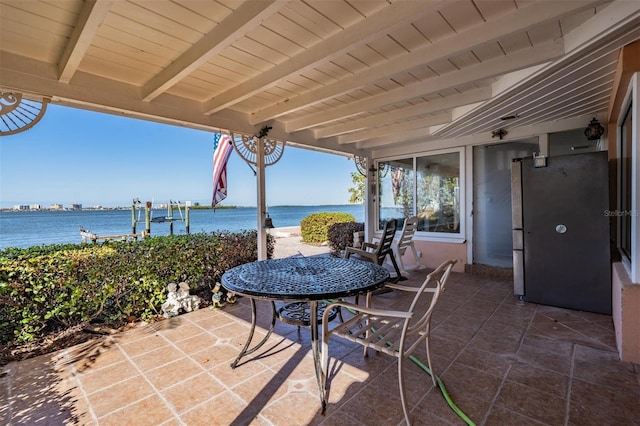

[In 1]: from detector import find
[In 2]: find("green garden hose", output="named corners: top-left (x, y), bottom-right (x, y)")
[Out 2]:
top-left (407, 353), bottom-right (475, 426)
top-left (329, 301), bottom-right (476, 425)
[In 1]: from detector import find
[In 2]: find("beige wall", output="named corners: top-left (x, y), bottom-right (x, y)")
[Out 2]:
top-left (411, 240), bottom-right (467, 273)
top-left (608, 41), bottom-right (639, 364)
top-left (612, 263), bottom-right (640, 364)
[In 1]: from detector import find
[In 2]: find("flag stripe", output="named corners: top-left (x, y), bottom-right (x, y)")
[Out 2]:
top-left (212, 133), bottom-right (234, 208)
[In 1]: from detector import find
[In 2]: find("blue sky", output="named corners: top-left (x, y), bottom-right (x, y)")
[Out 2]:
top-left (0, 104), bottom-right (358, 208)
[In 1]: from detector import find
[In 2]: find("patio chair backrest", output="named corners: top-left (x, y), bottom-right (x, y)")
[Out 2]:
top-left (321, 258), bottom-right (457, 425)
top-left (404, 259), bottom-right (455, 336)
top-left (396, 216), bottom-right (418, 256)
top-left (373, 218), bottom-right (397, 264)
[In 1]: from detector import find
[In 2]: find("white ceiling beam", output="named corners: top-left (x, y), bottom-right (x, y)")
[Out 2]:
top-left (142, 0), bottom-right (286, 102)
top-left (356, 127), bottom-right (437, 150)
top-left (563, 0), bottom-right (640, 54)
top-left (203, 0), bottom-right (447, 115)
top-left (57, 0), bottom-right (112, 83)
top-left (249, 0), bottom-right (604, 125)
top-left (286, 40), bottom-right (564, 132)
top-left (0, 52), bottom-right (362, 157)
top-left (433, 2), bottom-right (640, 139)
top-left (338, 113), bottom-right (451, 145)
top-left (316, 87), bottom-right (490, 138)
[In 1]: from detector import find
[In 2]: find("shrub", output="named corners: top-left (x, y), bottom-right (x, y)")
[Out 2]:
top-left (300, 212), bottom-right (356, 244)
top-left (327, 222), bottom-right (365, 257)
top-left (0, 231), bottom-right (274, 345)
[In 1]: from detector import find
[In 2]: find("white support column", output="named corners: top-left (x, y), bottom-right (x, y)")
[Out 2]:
top-left (465, 144), bottom-right (474, 266)
top-left (364, 155), bottom-right (376, 240)
top-left (257, 138), bottom-right (267, 260)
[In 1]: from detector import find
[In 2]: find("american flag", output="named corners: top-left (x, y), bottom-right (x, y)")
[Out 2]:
top-left (212, 133), bottom-right (234, 209)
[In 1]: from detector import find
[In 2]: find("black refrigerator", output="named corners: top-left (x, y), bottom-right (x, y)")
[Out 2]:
top-left (510, 151), bottom-right (611, 315)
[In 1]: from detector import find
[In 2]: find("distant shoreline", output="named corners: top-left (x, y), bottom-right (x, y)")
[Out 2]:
top-left (0, 205), bottom-right (367, 250)
top-left (0, 204), bottom-right (358, 213)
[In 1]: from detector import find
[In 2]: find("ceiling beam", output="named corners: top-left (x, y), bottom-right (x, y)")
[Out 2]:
top-left (337, 113), bottom-right (451, 145)
top-left (0, 52), bottom-right (360, 157)
top-left (434, 2), bottom-right (640, 139)
top-left (203, 0), bottom-right (447, 115)
top-left (142, 0), bottom-right (286, 102)
top-left (249, 0), bottom-right (605, 125)
top-left (356, 127), bottom-right (438, 150)
top-left (57, 0), bottom-right (112, 83)
top-left (286, 40), bottom-right (564, 132)
top-left (315, 87), bottom-right (490, 138)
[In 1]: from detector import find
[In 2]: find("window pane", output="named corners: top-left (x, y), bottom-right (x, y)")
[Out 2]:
top-left (379, 158), bottom-right (414, 229)
top-left (416, 152), bottom-right (460, 233)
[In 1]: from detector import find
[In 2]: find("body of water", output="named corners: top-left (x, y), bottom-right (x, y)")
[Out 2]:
top-left (0, 205), bottom-right (366, 250)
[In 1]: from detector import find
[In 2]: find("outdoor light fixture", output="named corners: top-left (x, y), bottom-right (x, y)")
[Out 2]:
top-left (533, 152), bottom-right (547, 168)
top-left (354, 155), bottom-right (388, 178)
top-left (584, 117), bottom-right (604, 140)
top-left (492, 129), bottom-right (508, 140)
top-left (263, 213), bottom-right (274, 229)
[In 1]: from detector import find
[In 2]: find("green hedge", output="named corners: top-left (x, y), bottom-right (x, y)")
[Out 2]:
top-left (0, 231), bottom-right (274, 345)
top-left (327, 222), bottom-right (365, 257)
top-left (300, 212), bottom-right (356, 244)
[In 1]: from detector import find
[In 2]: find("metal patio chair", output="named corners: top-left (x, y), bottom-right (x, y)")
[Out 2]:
top-left (320, 259), bottom-right (457, 426)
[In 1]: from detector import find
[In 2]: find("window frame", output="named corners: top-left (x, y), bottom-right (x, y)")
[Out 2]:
top-left (376, 147), bottom-right (465, 243)
top-left (617, 73), bottom-right (639, 281)
top-left (618, 100), bottom-right (633, 265)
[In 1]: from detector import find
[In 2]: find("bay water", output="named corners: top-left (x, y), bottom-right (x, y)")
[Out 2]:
top-left (0, 205), bottom-right (366, 250)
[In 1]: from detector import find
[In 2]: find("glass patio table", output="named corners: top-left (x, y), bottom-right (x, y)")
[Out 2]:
top-left (221, 256), bottom-right (390, 412)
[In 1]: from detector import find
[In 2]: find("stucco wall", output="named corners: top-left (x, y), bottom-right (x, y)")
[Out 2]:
top-left (612, 262), bottom-right (640, 364)
top-left (410, 240), bottom-right (467, 273)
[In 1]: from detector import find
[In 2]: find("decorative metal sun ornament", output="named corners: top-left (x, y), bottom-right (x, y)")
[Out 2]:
top-left (354, 155), bottom-right (389, 178)
top-left (354, 155), bottom-right (368, 176)
top-left (0, 92), bottom-right (50, 136)
top-left (232, 125), bottom-right (285, 167)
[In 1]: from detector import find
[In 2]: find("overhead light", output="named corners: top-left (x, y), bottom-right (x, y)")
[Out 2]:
top-left (492, 129), bottom-right (508, 140)
top-left (584, 117), bottom-right (604, 140)
top-left (500, 114), bottom-right (518, 121)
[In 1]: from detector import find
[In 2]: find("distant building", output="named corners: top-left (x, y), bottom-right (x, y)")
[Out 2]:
top-left (13, 205), bottom-right (29, 211)
top-left (50, 204), bottom-right (63, 210)
top-left (70, 204), bottom-right (82, 210)
top-left (29, 204), bottom-right (41, 210)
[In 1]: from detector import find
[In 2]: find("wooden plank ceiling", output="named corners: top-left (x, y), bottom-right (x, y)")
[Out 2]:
top-left (0, 0), bottom-right (638, 157)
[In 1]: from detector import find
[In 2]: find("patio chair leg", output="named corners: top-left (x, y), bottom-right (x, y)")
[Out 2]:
top-left (388, 251), bottom-right (407, 281)
top-left (398, 354), bottom-right (411, 426)
top-left (425, 336), bottom-right (437, 387)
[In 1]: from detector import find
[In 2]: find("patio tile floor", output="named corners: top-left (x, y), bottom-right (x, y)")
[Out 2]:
top-left (2, 267), bottom-right (639, 425)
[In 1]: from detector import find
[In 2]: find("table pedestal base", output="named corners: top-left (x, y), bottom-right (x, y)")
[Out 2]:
top-left (277, 301), bottom-right (337, 326)
top-left (230, 300), bottom-right (277, 369)
top-left (230, 299), bottom-right (327, 413)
